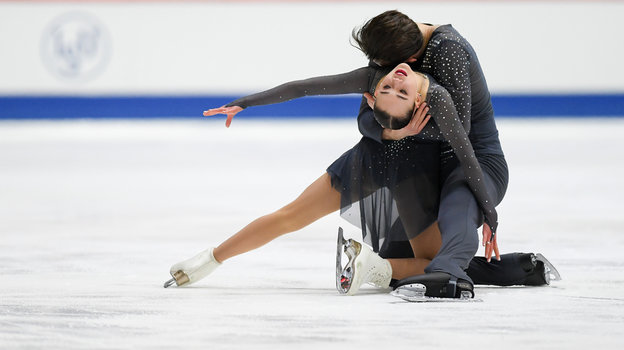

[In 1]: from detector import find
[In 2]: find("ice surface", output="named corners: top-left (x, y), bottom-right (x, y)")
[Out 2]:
top-left (1, 118), bottom-right (623, 349)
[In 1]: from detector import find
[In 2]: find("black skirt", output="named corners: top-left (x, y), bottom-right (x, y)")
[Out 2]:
top-left (327, 137), bottom-right (441, 256)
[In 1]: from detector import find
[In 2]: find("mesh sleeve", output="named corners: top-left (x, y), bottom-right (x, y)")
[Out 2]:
top-left (430, 40), bottom-right (472, 134)
top-left (225, 67), bottom-right (371, 109)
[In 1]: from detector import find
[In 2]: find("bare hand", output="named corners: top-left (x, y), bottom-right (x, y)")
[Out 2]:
top-left (383, 103), bottom-right (431, 140)
top-left (203, 106), bottom-right (243, 128)
top-left (481, 223), bottom-right (500, 262)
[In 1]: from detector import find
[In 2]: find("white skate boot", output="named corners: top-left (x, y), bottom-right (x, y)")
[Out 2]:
top-left (336, 228), bottom-right (392, 295)
top-left (164, 247), bottom-right (221, 288)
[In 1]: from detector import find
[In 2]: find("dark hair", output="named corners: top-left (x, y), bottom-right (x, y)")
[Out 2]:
top-left (373, 104), bottom-right (414, 130)
top-left (351, 10), bottom-right (423, 67)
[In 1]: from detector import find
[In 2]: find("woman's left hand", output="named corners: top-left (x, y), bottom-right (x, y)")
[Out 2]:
top-left (481, 223), bottom-right (500, 262)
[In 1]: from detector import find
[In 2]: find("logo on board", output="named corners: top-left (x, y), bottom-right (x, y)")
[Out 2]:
top-left (40, 12), bottom-right (112, 82)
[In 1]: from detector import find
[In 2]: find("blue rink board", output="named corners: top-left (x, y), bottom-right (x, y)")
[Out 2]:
top-left (1, 94), bottom-right (623, 119)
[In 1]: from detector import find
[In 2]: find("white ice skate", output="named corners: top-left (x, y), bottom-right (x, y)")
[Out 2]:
top-left (336, 228), bottom-right (392, 295)
top-left (164, 247), bottom-right (221, 288)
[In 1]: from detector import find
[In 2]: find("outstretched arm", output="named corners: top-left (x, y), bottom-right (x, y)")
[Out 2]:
top-left (204, 67), bottom-right (371, 127)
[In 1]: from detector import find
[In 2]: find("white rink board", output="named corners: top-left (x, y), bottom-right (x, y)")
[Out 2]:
top-left (1, 118), bottom-right (624, 349)
top-left (1, 1), bottom-right (623, 95)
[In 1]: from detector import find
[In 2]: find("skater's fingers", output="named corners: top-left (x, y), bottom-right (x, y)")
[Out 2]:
top-left (481, 223), bottom-right (491, 247)
top-left (203, 109), bottom-right (221, 116)
top-left (203, 106), bottom-right (228, 116)
top-left (415, 114), bottom-right (431, 134)
top-left (493, 234), bottom-right (501, 261)
top-left (411, 102), bottom-right (426, 124)
top-left (483, 223), bottom-right (494, 262)
top-left (225, 113), bottom-right (234, 128)
top-left (410, 103), bottom-right (430, 134)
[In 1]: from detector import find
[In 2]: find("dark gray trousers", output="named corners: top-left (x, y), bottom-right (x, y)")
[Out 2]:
top-left (425, 154), bottom-right (507, 283)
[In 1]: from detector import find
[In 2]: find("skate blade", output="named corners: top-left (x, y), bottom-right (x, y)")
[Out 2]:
top-left (163, 278), bottom-right (176, 288)
top-left (163, 270), bottom-right (189, 288)
top-left (536, 253), bottom-right (562, 282)
top-left (391, 284), bottom-right (482, 303)
top-left (335, 227), bottom-right (345, 293)
top-left (335, 227), bottom-right (362, 295)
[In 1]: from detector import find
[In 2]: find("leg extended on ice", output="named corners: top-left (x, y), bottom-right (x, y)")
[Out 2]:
top-left (164, 247), bottom-right (221, 288)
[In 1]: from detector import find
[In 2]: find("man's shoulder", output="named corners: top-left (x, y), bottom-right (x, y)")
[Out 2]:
top-left (428, 80), bottom-right (453, 100)
top-left (431, 26), bottom-right (466, 45)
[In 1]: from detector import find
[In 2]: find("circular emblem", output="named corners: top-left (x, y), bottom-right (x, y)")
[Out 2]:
top-left (40, 12), bottom-right (112, 82)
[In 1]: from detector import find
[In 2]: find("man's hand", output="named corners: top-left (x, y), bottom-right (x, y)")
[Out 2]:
top-left (482, 223), bottom-right (500, 262)
top-left (382, 103), bottom-right (431, 140)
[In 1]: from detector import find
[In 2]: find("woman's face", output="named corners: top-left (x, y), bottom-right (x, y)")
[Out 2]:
top-left (374, 63), bottom-right (420, 118)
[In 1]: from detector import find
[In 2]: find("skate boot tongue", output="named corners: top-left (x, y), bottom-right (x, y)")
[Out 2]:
top-left (393, 272), bottom-right (474, 299)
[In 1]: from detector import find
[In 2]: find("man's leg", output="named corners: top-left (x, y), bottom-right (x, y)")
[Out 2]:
top-left (425, 166), bottom-right (481, 282)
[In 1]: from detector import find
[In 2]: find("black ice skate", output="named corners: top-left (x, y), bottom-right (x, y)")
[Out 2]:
top-left (335, 227), bottom-right (392, 295)
top-left (535, 253), bottom-right (562, 285)
top-left (391, 272), bottom-right (479, 302)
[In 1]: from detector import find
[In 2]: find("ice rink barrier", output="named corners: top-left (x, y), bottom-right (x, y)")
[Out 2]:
top-left (1, 0), bottom-right (623, 119)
